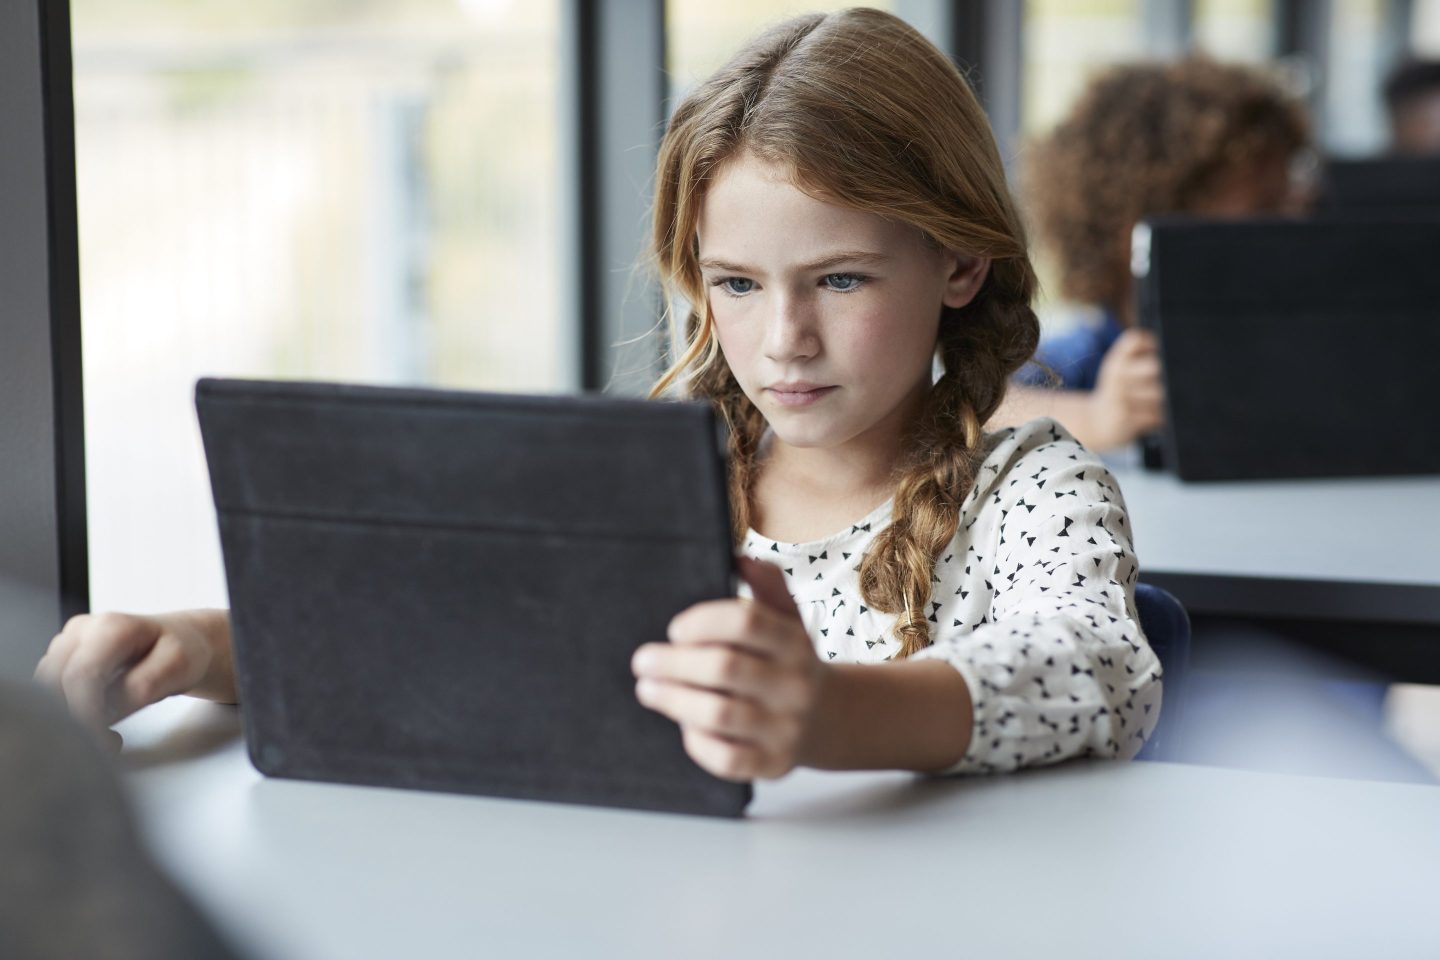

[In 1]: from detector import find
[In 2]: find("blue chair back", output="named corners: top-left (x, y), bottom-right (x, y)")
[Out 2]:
top-left (1132, 582), bottom-right (1190, 761)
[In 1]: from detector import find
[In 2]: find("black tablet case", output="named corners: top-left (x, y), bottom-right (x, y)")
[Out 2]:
top-left (195, 378), bottom-right (750, 817)
top-left (1135, 217), bottom-right (1440, 482)
top-left (1319, 157), bottom-right (1440, 217)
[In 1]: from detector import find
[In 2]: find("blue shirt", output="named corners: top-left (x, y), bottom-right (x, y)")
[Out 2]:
top-left (1016, 309), bottom-right (1124, 391)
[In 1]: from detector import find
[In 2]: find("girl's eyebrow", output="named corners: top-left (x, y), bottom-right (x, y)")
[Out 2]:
top-left (698, 251), bottom-right (892, 273)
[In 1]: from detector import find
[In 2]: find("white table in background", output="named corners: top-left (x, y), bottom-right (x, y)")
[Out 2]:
top-left (1112, 466), bottom-right (1440, 626)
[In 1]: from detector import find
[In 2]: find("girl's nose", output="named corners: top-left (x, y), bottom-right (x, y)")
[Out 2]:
top-left (762, 294), bottom-right (819, 362)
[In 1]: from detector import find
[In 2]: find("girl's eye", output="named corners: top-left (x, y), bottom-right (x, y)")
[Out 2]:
top-left (823, 273), bottom-right (865, 292)
top-left (712, 277), bottom-right (755, 297)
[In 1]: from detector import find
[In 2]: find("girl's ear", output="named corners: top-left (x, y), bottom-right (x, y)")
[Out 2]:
top-left (941, 253), bottom-right (991, 309)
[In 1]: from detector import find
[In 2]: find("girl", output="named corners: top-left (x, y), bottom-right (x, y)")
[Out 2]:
top-left (37, 8), bottom-right (1160, 778)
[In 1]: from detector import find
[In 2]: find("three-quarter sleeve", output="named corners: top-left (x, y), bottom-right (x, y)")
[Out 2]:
top-left (911, 437), bottom-right (1163, 774)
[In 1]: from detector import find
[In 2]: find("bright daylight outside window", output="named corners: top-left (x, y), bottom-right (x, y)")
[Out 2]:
top-left (1193, 0), bottom-right (1277, 63)
top-left (72, 0), bottom-right (561, 613)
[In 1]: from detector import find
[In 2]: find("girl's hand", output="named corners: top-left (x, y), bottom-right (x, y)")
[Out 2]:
top-left (1088, 327), bottom-right (1165, 449)
top-left (33, 609), bottom-right (236, 750)
top-left (631, 557), bottom-right (829, 781)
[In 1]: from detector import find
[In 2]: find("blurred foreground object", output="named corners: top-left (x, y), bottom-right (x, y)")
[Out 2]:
top-left (0, 679), bottom-right (242, 960)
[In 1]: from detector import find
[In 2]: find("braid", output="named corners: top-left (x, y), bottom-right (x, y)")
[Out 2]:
top-left (858, 261), bottom-right (1039, 657)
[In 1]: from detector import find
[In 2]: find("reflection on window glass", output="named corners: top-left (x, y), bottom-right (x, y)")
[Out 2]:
top-left (667, 0), bottom-right (894, 98)
top-left (74, 0), bottom-right (561, 612)
top-left (1325, 0), bottom-right (1394, 154)
top-left (1022, 0), bottom-right (1143, 137)
top-left (1194, 0), bottom-right (1276, 62)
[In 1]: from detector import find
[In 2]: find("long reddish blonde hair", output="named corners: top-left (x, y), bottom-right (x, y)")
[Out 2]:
top-left (650, 8), bottom-right (1039, 657)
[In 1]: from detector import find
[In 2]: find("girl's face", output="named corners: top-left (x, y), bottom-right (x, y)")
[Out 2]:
top-left (697, 152), bottom-right (986, 456)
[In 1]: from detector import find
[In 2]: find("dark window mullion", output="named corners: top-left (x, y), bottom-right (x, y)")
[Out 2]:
top-left (0, 0), bottom-right (88, 678)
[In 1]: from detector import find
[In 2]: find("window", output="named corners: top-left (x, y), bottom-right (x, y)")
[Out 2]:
top-left (73, 0), bottom-right (562, 611)
top-left (1193, 0), bottom-right (1277, 62)
top-left (1021, 0), bottom-right (1145, 138)
top-left (1323, 0), bottom-right (1399, 155)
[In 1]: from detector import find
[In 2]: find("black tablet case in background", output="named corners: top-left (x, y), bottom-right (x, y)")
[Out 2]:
top-left (1319, 157), bottom-right (1440, 218)
top-left (196, 378), bottom-right (749, 817)
top-left (1135, 218), bottom-right (1440, 482)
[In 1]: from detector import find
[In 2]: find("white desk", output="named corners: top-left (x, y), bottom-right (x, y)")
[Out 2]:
top-left (121, 698), bottom-right (1440, 960)
top-left (1112, 466), bottom-right (1440, 625)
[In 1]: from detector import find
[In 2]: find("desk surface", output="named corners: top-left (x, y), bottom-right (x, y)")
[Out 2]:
top-left (1112, 467), bottom-right (1440, 586)
top-left (1111, 466), bottom-right (1440, 624)
top-left (120, 699), bottom-right (1440, 960)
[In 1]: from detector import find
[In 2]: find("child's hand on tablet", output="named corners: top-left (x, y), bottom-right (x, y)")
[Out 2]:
top-left (34, 609), bottom-right (237, 749)
top-left (632, 556), bottom-right (829, 781)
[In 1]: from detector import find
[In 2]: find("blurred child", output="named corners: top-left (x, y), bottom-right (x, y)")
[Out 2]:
top-left (998, 57), bottom-right (1310, 451)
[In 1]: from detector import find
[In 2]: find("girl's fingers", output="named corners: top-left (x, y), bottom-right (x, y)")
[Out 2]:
top-left (1113, 328), bottom-right (1157, 357)
top-left (33, 627), bottom-right (81, 688)
top-left (680, 727), bottom-right (767, 782)
top-left (1127, 357), bottom-right (1163, 383)
top-left (667, 599), bottom-right (789, 658)
top-left (55, 615), bottom-right (157, 729)
top-left (736, 557), bottom-right (798, 617)
top-left (636, 677), bottom-right (768, 741)
top-left (1127, 389), bottom-right (1166, 415)
top-left (110, 633), bottom-right (201, 723)
top-left (633, 642), bottom-right (760, 692)
top-left (632, 642), bottom-right (808, 710)
top-left (58, 648), bottom-right (121, 730)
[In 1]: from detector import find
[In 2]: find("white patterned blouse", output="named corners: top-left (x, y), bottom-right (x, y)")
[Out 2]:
top-left (741, 417), bottom-right (1163, 774)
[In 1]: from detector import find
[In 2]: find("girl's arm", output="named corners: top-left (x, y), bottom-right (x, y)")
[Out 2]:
top-left (634, 431), bottom-right (1162, 779)
top-left (803, 659), bottom-right (974, 773)
top-left (634, 557), bottom-right (977, 779)
top-left (907, 445), bottom-right (1162, 774)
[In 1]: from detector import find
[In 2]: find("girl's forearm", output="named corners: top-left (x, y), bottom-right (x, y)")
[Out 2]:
top-left (801, 660), bottom-right (974, 773)
top-left (172, 608), bottom-right (238, 704)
